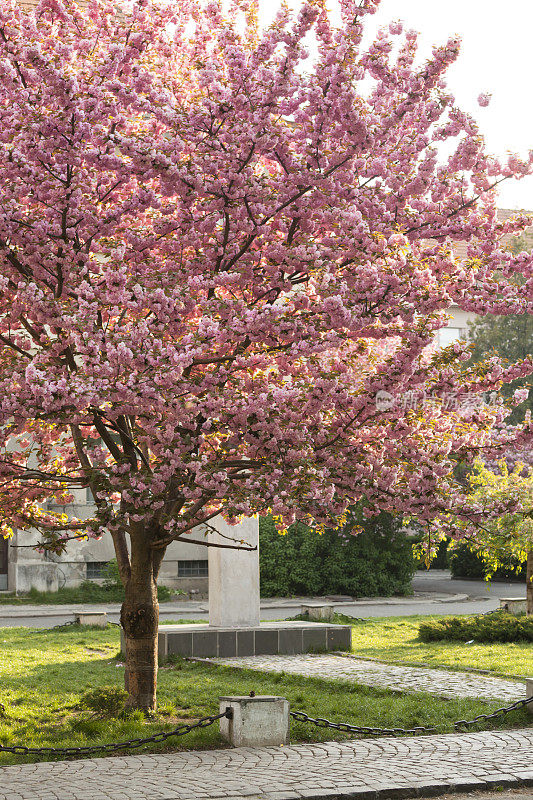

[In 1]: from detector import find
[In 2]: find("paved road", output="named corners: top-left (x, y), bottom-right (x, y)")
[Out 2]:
top-left (0, 570), bottom-right (525, 627)
top-left (412, 570), bottom-right (524, 601)
top-left (2, 728), bottom-right (533, 800)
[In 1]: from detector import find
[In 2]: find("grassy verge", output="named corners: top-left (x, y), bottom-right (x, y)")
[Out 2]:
top-left (0, 581), bottom-right (178, 604)
top-left (0, 624), bottom-right (530, 766)
top-left (347, 615), bottom-right (533, 678)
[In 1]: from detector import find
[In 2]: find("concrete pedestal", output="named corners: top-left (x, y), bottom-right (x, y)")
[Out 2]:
top-left (301, 603), bottom-right (334, 621)
top-left (156, 620), bottom-right (352, 660)
top-left (219, 696), bottom-right (289, 747)
top-left (75, 612), bottom-right (107, 627)
top-left (500, 597), bottom-right (527, 614)
top-left (208, 516), bottom-right (260, 628)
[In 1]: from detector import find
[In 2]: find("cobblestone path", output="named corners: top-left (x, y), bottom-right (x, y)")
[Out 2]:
top-left (1, 728), bottom-right (533, 800)
top-left (210, 654), bottom-right (526, 701)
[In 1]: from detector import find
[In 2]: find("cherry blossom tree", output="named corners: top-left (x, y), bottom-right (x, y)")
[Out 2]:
top-left (0, 0), bottom-right (532, 709)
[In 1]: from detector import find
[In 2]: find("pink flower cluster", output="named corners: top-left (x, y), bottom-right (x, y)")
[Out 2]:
top-left (0, 0), bottom-right (531, 551)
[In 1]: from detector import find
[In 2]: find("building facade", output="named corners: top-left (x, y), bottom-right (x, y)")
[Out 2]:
top-left (5, 494), bottom-right (210, 595)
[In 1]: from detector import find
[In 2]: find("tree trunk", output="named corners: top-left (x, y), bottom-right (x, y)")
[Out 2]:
top-left (120, 535), bottom-right (159, 711)
top-left (527, 549), bottom-right (533, 617)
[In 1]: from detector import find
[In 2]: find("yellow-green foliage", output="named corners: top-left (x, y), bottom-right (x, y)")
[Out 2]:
top-left (451, 459), bottom-right (533, 576)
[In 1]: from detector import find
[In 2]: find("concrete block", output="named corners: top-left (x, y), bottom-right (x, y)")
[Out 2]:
top-left (301, 603), bottom-right (334, 622)
top-left (255, 628), bottom-right (279, 655)
top-left (168, 631), bottom-right (192, 657)
top-left (302, 627), bottom-right (328, 652)
top-left (219, 696), bottom-right (289, 747)
top-left (158, 631), bottom-right (168, 662)
top-left (279, 627), bottom-right (303, 654)
top-left (218, 631), bottom-right (237, 657)
top-left (237, 629), bottom-right (254, 656)
top-left (192, 630), bottom-right (217, 657)
top-left (500, 597), bottom-right (527, 614)
top-left (158, 621), bottom-right (352, 659)
top-left (327, 625), bottom-right (352, 651)
top-left (526, 679), bottom-right (533, 714)
top-left (75, 612), bottom-right (107, 627)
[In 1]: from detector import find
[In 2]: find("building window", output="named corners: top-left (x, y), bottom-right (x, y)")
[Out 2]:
top-left (86, 561), bottom-right (108, 579)
top-left (436, 327), bottom-right (465, 348)
top-left (178, 560), bottom-right (208, 578)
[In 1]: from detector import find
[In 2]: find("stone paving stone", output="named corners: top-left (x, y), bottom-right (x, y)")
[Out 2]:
top-left (1, 729), bottom-right (533, 800)
top-left (207, 654), bottom-right (525, 701)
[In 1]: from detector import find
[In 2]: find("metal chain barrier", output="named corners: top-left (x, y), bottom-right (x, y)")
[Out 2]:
top-left (453, 695), bottom-right (533, 728)
top-left (0, 709), bottom-right (232, 757)
top-left (35, 620), bottom-right (122, 633)
top-left (1, 692), bottom-right (530, 758)
top-left (36, 620), bottom-right (79, 633)
top-left (290, 710), bottom-right (436, 736)
top-left (291, 694), bottom-right (533, 738)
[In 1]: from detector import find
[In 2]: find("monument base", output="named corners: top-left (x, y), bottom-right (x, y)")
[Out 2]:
top-left (155, 621), bottom-right (351, 661)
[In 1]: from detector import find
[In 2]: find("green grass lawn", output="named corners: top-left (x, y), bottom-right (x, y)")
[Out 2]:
top-left (348, 616), bottom-right (533, 679)
top-left (0, 622), bottom-right (531, 766)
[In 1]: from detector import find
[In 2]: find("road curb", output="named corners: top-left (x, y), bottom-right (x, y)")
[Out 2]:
top-left (245, 774), bottom-right (533, 800)
top-left (0, 593), bottom-right (472, 618)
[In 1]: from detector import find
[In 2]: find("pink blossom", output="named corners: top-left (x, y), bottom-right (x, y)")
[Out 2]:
top-left (513, 388), bottom-right (529, 404)
top-left (0, 0), bottom-right (529, 567)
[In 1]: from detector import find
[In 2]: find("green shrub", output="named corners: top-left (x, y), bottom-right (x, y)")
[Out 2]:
top-left (448, 543), bottom-right (526, 581)
top-left (419, 612), bottom-right (533, 643)
top-left (102, 558), bottom-right (122, 588)
top-left (79, 686), bottom-right (128, 718)
top-left (259, 511), bottom-right (415, 597)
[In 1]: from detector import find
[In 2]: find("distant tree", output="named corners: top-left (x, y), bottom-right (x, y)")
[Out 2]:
top-left (450, 460), bottom-right (533, 614)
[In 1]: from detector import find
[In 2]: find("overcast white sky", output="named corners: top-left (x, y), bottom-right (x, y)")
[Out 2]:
top-left (259, 0), bottom-right (533, 210)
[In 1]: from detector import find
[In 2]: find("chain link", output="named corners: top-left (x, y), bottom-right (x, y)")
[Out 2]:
top-left (291, 694), bottom-right (533, 738)
top-left (34, 619), bottom-right (122, 633)
top-left (36, 620), bottom-right (79, 634)
top-left (0, 709), bottom-right (232, 757)
top-left (453, 695), bottom-right (533, 728)
top-left (290, 710), bottom-right (437, 736)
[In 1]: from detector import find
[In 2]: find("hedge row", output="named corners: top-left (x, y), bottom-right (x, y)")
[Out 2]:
top-left (419, 612), bottom-right (533, 643)
top-left (259, 511), bottom-right (415, 598)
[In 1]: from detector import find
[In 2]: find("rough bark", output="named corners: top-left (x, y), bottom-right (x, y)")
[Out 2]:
top-left (120, 534), bottom-right (159, 711)
top-left (527, 549), bottom-right (533, 617)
